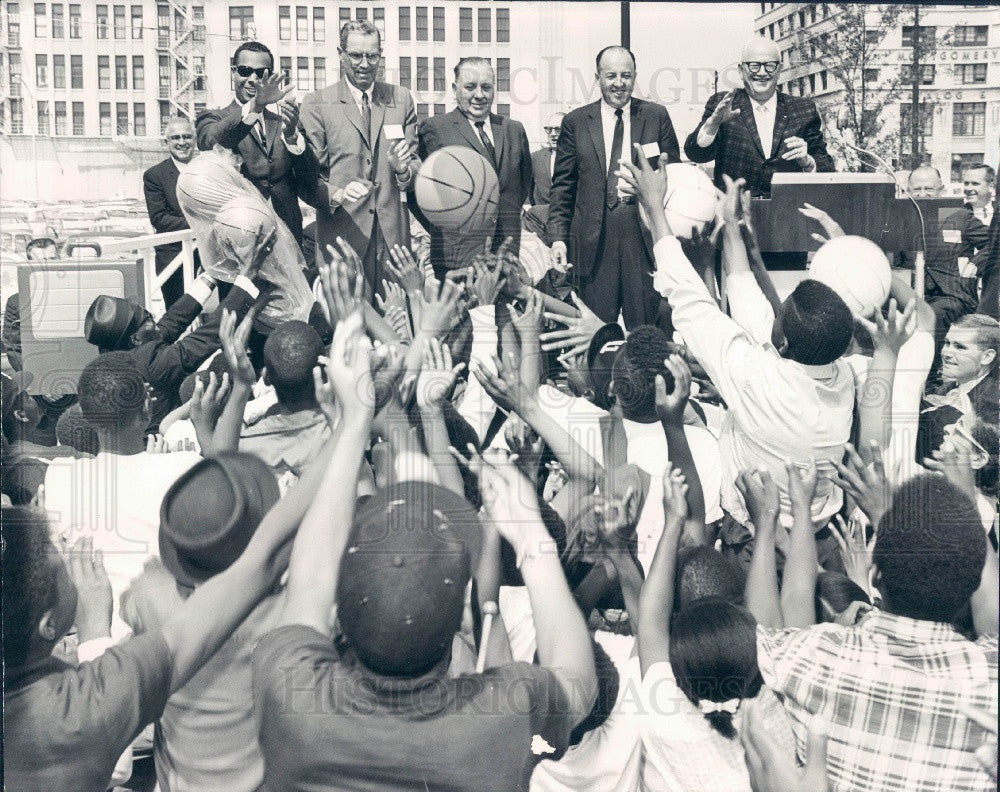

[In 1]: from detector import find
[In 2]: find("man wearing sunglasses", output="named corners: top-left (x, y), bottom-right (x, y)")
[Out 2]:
top-left (685, 37), bottom-right (833, 198)
top-left (299, 20), bottom-right (419, 296)
top-left (197, 41), bottom-right (310, 249)
top-left (143, 118), bottom-right (198, 307)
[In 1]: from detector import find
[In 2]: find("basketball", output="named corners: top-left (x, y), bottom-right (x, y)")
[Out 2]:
top-left (639, 163), bottom-right (717, 239)
top-left (809, 235), bottom-right (892, 316)
top-left (414, 146), bottom-right (500, 233)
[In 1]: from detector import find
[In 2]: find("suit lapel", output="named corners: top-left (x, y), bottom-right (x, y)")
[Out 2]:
top-left (586, 102), bottom-right (606, 175)
top-left (451, 110), bottom-right (491, 161)
top-left (736, 89), bottom-right (766, 159)
top-left (370, 82), bottom-right (390, 144)
top-left (770, 92), bottom-right (790, 159)
top-left (492, 113), bottom-right (507, 172)
top-left (630, 99), bottom-right (647, 164)
top-left (337, 79), bottom-right (370, 149)
top-left (264, 111), bottom-right (281, 156)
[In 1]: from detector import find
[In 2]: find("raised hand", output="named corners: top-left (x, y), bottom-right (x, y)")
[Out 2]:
top-left (504, 416), bottom-right (545, 479)
top-left (617, 144), bottom-right (670, 232)
top-left (189, 371), bottom-right (230, 447)
top-left (145, 433), bottom-right (170, 454)
top-left (798, 203), bottom-right (845, 245)
top-left (315, 310), bottom-right (373, 423)
top-left (219, 307), bottom-right (257, 387)
top-left (859, 298), bottom-right (916, 356)
top-left (319, 240), bottom-right (365, 326)
top-left (120, 557), bottom-right (184, 636)
top-left (661, 462), bottom-right (690, 529)
top-left (219, 223), bottom-right (276, 281)
top-left (467, 254), bottom-right (505, 308)
top-left (550, 240), bottom-right (570, 274)
top-left (786, 458), bottom-right (818, 514)
top-left (376, 279), bottom-right (408, 314)
top-left (66, 536), bottom-right (112, 643)
top-left (654, 354), bottom-right (692, 427)
top-left (832, 441), bottom-right (892, 527)
top-left (736, 468), bottom-right (780, 531)
top-left (279, 99), bottom-right (300, 140)
top-left (416, 336), bottom-right (465, 411)
top-left (705, 90), bottom-right (741, 132)
top-left (830, 514), bottom-right (874, 600)
top-left (251, 71), bottom-right (295, 111)
top-left (386, 243), bottom-right (425, 294)
top-left (386, 138), bottom-right (414, 176)
top-left (539, 292), bottom-right (605, 358)
top-left (923, 429), bottom-right (979, 499)
top-left (473, 350), bottom-right (536, 414)
top-left (509, 290), bottom-right (544, 338)
top-left (412, 276), bottom-right (465, 337)
top-left (719, 173), bottom-right (747, 227)
top-left (780, 135), bottom-right (810, 165)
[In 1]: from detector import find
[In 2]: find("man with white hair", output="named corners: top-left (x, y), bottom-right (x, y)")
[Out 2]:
top-left (685, 37), bottom-right (834, 197)
top-left (531, 111), bottom-right (566, 206)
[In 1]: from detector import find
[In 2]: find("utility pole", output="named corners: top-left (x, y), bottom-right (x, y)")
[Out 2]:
top-left (621, 1), bottom-right (630, 50)
top-left (911, 2), bottom-right (921, 167)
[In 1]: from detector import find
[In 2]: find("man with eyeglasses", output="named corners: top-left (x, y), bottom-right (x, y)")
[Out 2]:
top-left (197, 41), bottom-right (311, 249)
top-left (685, 37), bottom-right (834, 198)
top-left (143, 117), bottom-right (198, 307)
top-left (299, 20), bottom-right (419, 295)
top-left (531, 111), bottom-right (566, 207)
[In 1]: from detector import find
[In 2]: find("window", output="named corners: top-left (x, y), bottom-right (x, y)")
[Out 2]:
top-left (96, 3), bottom-right (108, 37)
top-left (116, 102), bottom-right (128, 134)
top-left (373, 7), bottom-right (383, 35)
top-left (356, 7), bottom-right (366, 21)
top-left (820, 69), bottom-right (828, 90)
top-left (158, 55), bottom-right (170, 96)
top-left (899, 102), bottom-right (934, 140)
top-left (901, 25), bottom-right (935, 48)
top-left (9, 53), bottom-right (21, 94)
top-left (416, 6), bottom-right (427, 40)
top-left (51, 3), bottom-right (63, 36)
top-left (399, 6), bottom-right (410, 40)
top-left (951, 153), bottom-right (984, 182)
top-left (175, 60), bottom-right (187, 88)
top-left (434, 103), bottom-right (445, 115)
top-left (192, 5), bottom-right (204, 41)
top-left (478, 8), bottom-right (489, 42)
top-left (497, 103), bottom-right (509, 117)
top-left (133, 102), bottom-right (145, 135)
top-left (863, 68), bottom-right (879, 83)
top-left (808, 73), bottom-right (815, 94)
top-left (901, 63), bottom-right (935, 85)
top-left (297, 57), bottom-right (309, 90)
top-left (100, 102), bottom-right (111, 134)
top-left (7, 10), bottom-right (19, 47)
top-left (53, 101), bottom-right (66, 134)
top-left (33, 2), bottom-right (44, 36)
top-left (953, 25), bottom-right (987, 46)
top-left (416, 56), bottom-right (428, 91)
top-left (157, 3), bottom-right (168, 39)
top-left (131, 4), bottom-right (141, 38)
top-left (229, 6), bottom-right (253, 40)
top-left (10, 99), bottom-right (23, 133)
top-left (953, 101), bottom-right (986, 137)
top-left (279, 6), bottom-right (290, 39)
top-left (70, 54), bottom-right (82, 88)
top-left (313, 56), bottom-right (326, 89)
top-left (497, 58), bottom-right (510, 92)
top-left (280, 56), bottom-right (291, 84)
top-left (72, 101), bottom-right (83, 134)
top-left (399, 57), bottom-right (411, 89)
top-left (133, 55), bottom-right (144, 90)
top-left (957, 63), bottom-right (987, 84)
top-left (296, 6), bottom-right (307, 40)
top-left (69, 3), bottom-right (80, 36)
top-left (339, 7), bottom-right (350, 27)
top-left (53, 54), bottom-right (65, 88)
top-left (416, 102), bottom-right (428, 121)
top-left (115, 55), bottom-right (127, 89)
top-left (432, 57), bottom-right (445, 92)
top-left (158, 101), bottom-right (170, 133)
top-left (114, 4), bottom-right (125, 38)
top-left (35, 54), bottom-right (47, 87)
top-left (98, 56), bottom-right (110, 89)
top-left (313, 6), bottom-right (324, 41)
top-left (190, 55), bottom-right (204, 90)
top-left (37, 100), bottom-right (50, 133)
top-left (459, 7), bottom-right (471, 42)
top-left (496, 8), bottom-right (509, 42)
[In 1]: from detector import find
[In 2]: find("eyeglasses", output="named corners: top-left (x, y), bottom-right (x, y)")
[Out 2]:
top-left (344, 51), bottom-right (382, 64)
top-left (234, 65), bottom-right (270, 79)
top-left (543, 126), bottom-right (560, 132)
top-left (167, 133), bottom-right (193, 141)
top-left (743, 61), bottom-right (780, 76)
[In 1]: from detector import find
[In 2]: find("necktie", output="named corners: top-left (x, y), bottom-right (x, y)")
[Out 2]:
top-left (474, 120), bottom-right (497, 168)
top-left (606, 108), bottom-right (624, 208)
top-left (256, 119), bottom-right (267, 150)
top-left (360, 91), bottom-right (371, 142)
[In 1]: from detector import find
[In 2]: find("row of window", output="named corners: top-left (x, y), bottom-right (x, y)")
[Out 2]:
top-left (399, 56), bottom-right (510, 92)
top-left (28, 2), bottom-right (144, 40)
top-left (902, 24), bottom-right (989, 48)
top-left (861, 63), bottom-right (989, 86)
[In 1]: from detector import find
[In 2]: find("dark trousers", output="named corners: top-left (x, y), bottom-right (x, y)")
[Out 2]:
top-left (577, 202), bottom-right (659, 329)
top-left (361, 215), bottom-right (388, 303)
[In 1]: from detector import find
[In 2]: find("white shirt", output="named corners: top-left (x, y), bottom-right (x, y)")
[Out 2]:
top-left (171, 156), bottom-right (193, 173)
top-left (973, 202), bottom-right (994, 228)
top-left (346, 81), bottom-right (374, 117)
top-left (652, 238), bottom-right (855, 528)
top-left (44, 450), bottom-right (202, 640)
top-left (600, 99), bottom-right (631, 175)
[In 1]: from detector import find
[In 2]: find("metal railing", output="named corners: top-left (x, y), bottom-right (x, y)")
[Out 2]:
top-left (100, 229), bottom-right (198, 314)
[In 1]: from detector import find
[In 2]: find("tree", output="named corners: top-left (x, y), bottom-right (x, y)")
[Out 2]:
top-left (792, 4), bottom-right (937, 172)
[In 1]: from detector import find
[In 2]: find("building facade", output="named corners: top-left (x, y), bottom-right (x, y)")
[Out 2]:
top-left (754, 3), bottom-right (1000, 185)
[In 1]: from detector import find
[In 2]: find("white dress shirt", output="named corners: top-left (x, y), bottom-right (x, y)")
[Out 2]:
top-left (600, 99), bottom-right (631, 174)
top-left (652, 237), bottom-right (855, 529)
top-left (467, 115), bottom-right (496, 147)
top-left (973, 202), bottom-right (994, 228)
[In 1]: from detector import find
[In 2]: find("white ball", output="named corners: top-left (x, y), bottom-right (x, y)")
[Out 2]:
top-left (214, 197), bottom-right (276, 250)
top-left (639, 163), bottom-right (717, 239)
top-left (808, 235), bottom-right (892, 316)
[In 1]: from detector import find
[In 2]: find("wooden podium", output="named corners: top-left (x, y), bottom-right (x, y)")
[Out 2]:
top-left (749, 173), bottom-right (963, 254)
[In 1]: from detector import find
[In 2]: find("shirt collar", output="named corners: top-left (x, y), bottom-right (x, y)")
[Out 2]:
top-left (601, 99), bottom-right (631, 119)
top-left (859, 609), bottom-right (967, 645)
top-left (750, 92), bottom-right (778, 114)
top-left (171, 156), bottom-right (191, 172)
top-left (346, 81), bottom-right (374, 107)
top-left (955, 372), bottom-right (988, 396)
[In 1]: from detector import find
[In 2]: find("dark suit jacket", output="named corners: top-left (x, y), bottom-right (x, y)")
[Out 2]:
top-left (142, 157), bottom-right (188, 274)
top-left (196, 100), bottom-right (311, 246)
top-left (411, 109), bottom-right (533, 270)
top-left (684, 89), bottom-right (834, 196)
top-left (925, 205), bottom-right (990, 312)
top-left (548, 98), bottom-right (680, 281)
top-left (916, 371), bottom-right (999, 461)
top-left (531, 147), bottom-right (555, 205)
top-left (975, 197), bottom-right (998, 317)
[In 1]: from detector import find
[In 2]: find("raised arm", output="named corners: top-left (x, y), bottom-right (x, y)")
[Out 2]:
top-left (780, 461), bottom-right (820, 628)
top-left (415, 336), bottom-right (466, 495)
top-left (739, 469), bottom-right (783, 629)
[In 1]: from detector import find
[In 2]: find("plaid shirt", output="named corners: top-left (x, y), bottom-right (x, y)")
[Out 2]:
top-left (757, 611), bottom-right (998, 792)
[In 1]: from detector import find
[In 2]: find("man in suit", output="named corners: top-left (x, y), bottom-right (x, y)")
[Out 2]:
top-left (143, 117), bottom-right (196, 307)
top-left (548, 46), bottom-right (680, 326)
top-left (531, 112), bottom-right (565, 206)
top-left (196, 41), bottom-right (310, 248)
top-left (411, 57), bottom-right (532, 279)
top-left (299, 20), bottom-right (418, 296)
top-left (685, 37), bottom-right (834, 197)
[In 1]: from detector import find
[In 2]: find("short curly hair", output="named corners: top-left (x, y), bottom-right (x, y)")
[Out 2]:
top-left (675, 546), bottom-right (746, 611)
top-left (780, 280), bottom-right (853, 365)
top-left (77, 351), bottom-right (146, 431)
top-left (612, 325), bottom-right (673, 420)
top-left (874, 474), bottom-right (986, 622)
